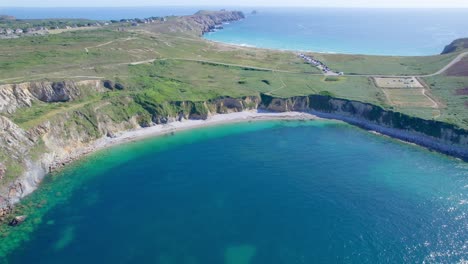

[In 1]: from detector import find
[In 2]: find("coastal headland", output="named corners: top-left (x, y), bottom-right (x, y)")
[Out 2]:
top-left (0, 10), bottom-right (468, 222)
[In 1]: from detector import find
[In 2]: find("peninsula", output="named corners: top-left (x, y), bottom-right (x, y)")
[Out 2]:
top-left (0, 10), bottom-right (467, 221)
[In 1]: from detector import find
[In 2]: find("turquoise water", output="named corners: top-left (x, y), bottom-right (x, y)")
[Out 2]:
top-left (2, 120), bottom-right (467, 263)
top-left (4, 7), bottom-right (467, 55)
top-left (205, 8), bottom-right (468, 55)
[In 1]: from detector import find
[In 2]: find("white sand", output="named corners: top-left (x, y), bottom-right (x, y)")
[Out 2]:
top-left (8, 110), bottom-right (320, 204)
top-left (93, 110), bottom-right (320, 150)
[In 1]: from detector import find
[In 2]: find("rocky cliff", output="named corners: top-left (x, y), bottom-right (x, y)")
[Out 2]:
top-left (441, 38), bottom-right (468, 54)
top-left (0, 80), bottom-right (105, 114)
top-left (0, 92), bottom-right (261, 218)
top-left (0, 88), bottom-right (467, 219)
top-left (189, 10), bottom-right (245, 36)
top-left (260, 94), bottom-right (468, 160)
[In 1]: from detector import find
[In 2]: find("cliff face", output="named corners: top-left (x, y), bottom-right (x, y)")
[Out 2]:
top-left (189, 11), bottom-right (245, 36)
top-left (260, 94), bottom-right (468, 160)
top-left (0, 89), bottom-right (467, 218)
top-left (0, 80), bottom-right (105, 114)
top-left (0, 94), bottom-right (261, 214)
top-left (441, 38), bottom-right (468, 54)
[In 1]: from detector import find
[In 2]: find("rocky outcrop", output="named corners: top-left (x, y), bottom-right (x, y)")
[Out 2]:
top-left (260, 94), bottom-right (468, 160)
top-left (0, 116), bottom-right (36, 160)
top-left (0, 163), bottom-right (5, 181)
top-left (136, 96), bottom-right (260, 124)
top-left (0, 95), bottom-right (261, 207)
top-left (9, 215), bottom-right (26, 226)
top-left (0, 196), bottom-right (12, 218)
top-left (0, 116), bottom-right (38, 205)
top-left (103, 80), bottom-right (125, 91)
top-left (189, 11), bottom-right (245, 36)
top-left (0, 80), bottom-right (105, 114)
top-left (0, 92), bottom-right (467, 220)
top-left (441, 38), bottom-right (468, 54)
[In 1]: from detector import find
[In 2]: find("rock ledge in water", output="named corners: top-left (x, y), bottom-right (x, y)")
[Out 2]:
top-left (9, 215), bottom-right (26, 226)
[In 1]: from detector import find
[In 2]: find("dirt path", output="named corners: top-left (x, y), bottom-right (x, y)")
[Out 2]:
top-left (345, 51), bottom-right (468, 78)
top-left (266, 63), bottom-right (288, 95)
top-left (84, 37), bottom-right (136, 53)
top-left (422, 51), bottom-right (468, 77)
top-left (0, 75), bottom-right (104, 84)
top-left (135, 58), bottom-right (312, 74)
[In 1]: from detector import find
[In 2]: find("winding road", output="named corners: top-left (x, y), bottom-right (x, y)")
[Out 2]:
top-left (422, 51), bottom-right (468, 77)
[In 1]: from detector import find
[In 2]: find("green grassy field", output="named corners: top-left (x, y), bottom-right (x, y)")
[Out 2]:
top-left (310, 52), bottom-right (460, 76)
top-left (423, 76), bottom-right (468, 127)
top-left (0, 17), bottom-right (100, 31)
top-left (0, 11), bottom-right (467, 130)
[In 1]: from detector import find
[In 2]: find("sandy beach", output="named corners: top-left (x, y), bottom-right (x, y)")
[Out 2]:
top-left (93, 110), bottom-right (320, 150)
top-left (7, 110), bottom-right (320, 205)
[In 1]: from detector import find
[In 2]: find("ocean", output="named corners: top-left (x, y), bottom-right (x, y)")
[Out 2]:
top-left (0, 6), bottom-right (202, 20)
top-left (2, 120), bottom-right (467, 263)
top-left (2, 7), bottom-right (467, 55)
top-left (204, 8), bottom-right (468, 55)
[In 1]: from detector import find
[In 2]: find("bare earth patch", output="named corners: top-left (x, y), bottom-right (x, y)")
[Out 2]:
top-left (374, 77), bottom-right (423, 88)
top-left (455, 87), bottom-right (468, 95)
top-left (445, 59), bottom-right (468, 76)
top-left (382, 88), bottom-right (435, 108)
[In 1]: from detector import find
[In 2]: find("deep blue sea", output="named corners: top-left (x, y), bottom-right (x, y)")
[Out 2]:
top-left (1, 121), bottom-right (467, 263)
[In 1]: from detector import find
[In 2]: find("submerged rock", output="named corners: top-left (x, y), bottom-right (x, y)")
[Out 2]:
top-left (9, 215), bottom-right (26, 226)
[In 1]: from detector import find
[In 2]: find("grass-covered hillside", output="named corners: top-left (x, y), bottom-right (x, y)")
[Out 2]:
top-left (0, 9), bottom-right (467, 131)
top-left (0, 10), bottom-right (467, 214)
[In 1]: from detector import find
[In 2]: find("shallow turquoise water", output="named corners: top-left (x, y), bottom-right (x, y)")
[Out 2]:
top-left (205, 8), bottom-right (468, 56)
top-left (3, 120), bottom-right (468, 263)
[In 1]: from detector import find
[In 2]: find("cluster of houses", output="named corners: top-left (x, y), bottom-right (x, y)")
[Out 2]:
top-left (0, 14), bottom-right (167, 39)
top-left (117, 17), bottom-right (167, 27)
top-left (0, 27), bottom-right (46, 38)
top-left (0, 22), bottom-right (106, 39)
top-left (298, 53), bottom-right (343, 75)
top-left (0, 15), bottom-right (168, 39)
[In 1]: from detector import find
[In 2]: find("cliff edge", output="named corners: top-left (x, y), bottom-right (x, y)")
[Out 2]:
top-left (441, 38), bottom-right (468, 54)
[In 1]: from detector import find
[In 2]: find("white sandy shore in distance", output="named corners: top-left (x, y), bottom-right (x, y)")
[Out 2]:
top-left (93, 110), bottom-right (320, 150)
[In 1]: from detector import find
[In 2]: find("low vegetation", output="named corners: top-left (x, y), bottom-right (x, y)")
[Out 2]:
top-left (0, 10), bottom-right (467, 186)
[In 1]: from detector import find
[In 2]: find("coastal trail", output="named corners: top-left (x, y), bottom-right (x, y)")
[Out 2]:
top-left (422, 51), bottom-right (468, 77)
top-left (344, 51), bottom-right (468, 78)
top-left (84, 37), bottom-right (137, 53)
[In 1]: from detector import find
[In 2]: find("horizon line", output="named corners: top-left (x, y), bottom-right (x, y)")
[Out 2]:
top-left (2, 5), bottom-right (468, 9)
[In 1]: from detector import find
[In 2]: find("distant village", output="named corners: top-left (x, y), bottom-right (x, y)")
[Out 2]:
top-left (298, 53), bottom-right (343, 76)
top-left (0, 15), bottom-right (168, 39)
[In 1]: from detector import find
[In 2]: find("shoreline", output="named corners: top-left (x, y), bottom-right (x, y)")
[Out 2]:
top-left (202, 34), bottom-right (439, 57)
top-left (2, 107), bottom-right (467, 220)
top-left (92, 110), bottom-right (320, 151)
top-left (4, 111), bottom-right (320, 207)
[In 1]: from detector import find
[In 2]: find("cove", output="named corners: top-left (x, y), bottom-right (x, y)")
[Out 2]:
top-left (204, 8), bottom-right (468, 56)
top-left (1, 120), bottom-right (467, 263)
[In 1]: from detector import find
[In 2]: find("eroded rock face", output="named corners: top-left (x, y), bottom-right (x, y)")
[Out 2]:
top-left (9, 215), bottom-right (26, 226)
top-left (259, 94), bottom-right (468, 160)
top-left (442, 38), bottom-right (468, 54)
top-left (0, 80), bottom-right (105, 114)
top-left (0, 196), bottom-right (12, 218)
top-left (28, 81), bottom-right (77, 102)
top-left (0, 163), bottom-right (5, 181)
top-left (190, 11), bottom-right (245, 35)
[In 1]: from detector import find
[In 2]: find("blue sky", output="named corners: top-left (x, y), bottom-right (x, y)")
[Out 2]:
top-left (2, 0), bottom-right (468, 8)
